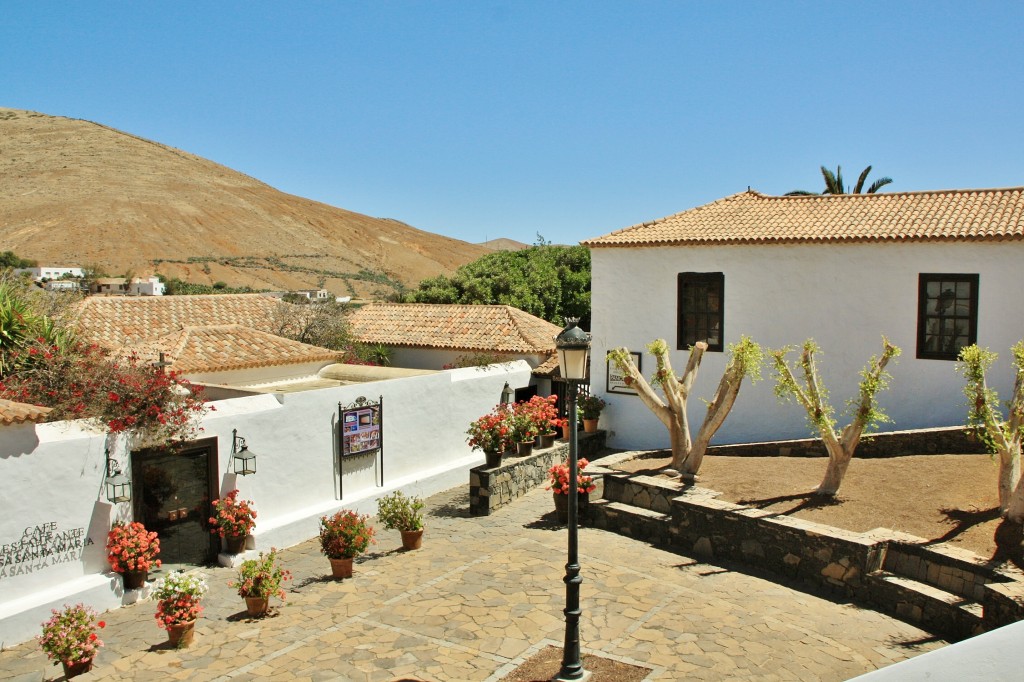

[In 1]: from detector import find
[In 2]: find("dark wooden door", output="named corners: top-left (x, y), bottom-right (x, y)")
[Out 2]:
top-left (131, 439), bottom-right (218, 566)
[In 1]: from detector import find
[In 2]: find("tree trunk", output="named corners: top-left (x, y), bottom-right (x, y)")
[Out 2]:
top-left (816, 431), bottom-right (851, 497)
top-left (683, 362), bottom-right (746, 476)
top-left (999, 444), bottom-right (1022, 517)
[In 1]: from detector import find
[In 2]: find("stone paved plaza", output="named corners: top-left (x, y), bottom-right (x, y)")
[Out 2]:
top-left (0, 484), bottom-right (946, 681)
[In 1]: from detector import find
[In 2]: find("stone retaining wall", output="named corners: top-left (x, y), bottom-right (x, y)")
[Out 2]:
top-left (701, 425), bottom-right (985, 458)
top-left (591, 451), bottom-right (1024, 639)
top-left (468, 431), bottom-right (607, 516)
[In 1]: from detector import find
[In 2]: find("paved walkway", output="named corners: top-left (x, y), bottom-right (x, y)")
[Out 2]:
top-left (1, 484), bottom-right (946, 681)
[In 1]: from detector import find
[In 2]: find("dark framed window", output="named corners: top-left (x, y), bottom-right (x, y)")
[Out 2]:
top-left (917, 273), bottom-right (978, 360)
top-left (677, 272), bottom-right (723, 352)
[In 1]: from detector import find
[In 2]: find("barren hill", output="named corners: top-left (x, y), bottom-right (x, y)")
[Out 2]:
top-left (0, 107), bottom-right (490, 297)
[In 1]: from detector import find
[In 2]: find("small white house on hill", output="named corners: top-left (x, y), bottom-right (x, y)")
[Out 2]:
top-left (583, 187), bottom-right (1024, 449)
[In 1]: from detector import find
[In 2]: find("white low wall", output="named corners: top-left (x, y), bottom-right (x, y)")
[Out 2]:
top-left (0, 361), bottom-right (532, 647)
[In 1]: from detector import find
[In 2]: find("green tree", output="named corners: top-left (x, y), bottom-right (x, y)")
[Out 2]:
top-left (785, 165), bottom-right (893, 196)
top-left (0, 251), bottom-right (37, 269)
top-left (958, 343), bottom-right (1024, 526)
top-left (406, 244), bottom-right (591, 327)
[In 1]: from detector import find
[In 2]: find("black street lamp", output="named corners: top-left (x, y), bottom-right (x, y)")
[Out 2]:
top-left (553, 318), bottom-right (591, 681)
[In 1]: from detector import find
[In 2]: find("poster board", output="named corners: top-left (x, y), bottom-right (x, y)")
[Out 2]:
top-left (340, 397), bottom-right (382, 458)
top-left (607, 351), bottom-right (641, 395)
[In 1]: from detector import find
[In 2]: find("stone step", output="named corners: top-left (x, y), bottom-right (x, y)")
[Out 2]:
top-left (867, 570), bottom-right (984, 640)
top-left (602, 471), bottom-right (684, 514)
top-left (880, 542), bottom-right (1012, 602)
top-left (588, 499), bottom-right (672, 546)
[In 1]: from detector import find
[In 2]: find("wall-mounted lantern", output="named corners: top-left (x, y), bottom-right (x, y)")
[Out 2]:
top-left (105, 449), bottom-right (132, 504)
top-left (232, 429), bottom-right (257, 476)
top-left (501, 382), bottom-right (515, 404)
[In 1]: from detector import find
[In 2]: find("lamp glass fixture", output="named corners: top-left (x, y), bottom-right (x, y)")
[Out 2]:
top-left (554, 318), bottom-right (591, 381)
top-left (104, 453), bottom-right (132, 503)
top-left (232, 430), bottom-right (257, 476)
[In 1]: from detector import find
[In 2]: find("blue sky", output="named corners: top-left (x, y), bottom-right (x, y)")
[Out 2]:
top-left (4, 2), bottom-right (1022, 246)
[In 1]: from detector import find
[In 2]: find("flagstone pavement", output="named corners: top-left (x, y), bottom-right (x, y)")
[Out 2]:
top-left (1, 484), bottom-right (946, 682)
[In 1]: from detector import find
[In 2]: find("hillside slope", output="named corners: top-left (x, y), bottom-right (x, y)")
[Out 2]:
top-left (0, 107), bottom-right (489, 297)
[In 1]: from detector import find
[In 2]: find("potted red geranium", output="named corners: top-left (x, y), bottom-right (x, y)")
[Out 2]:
top-left (319, 510), bottom-right (376, 579)
top-left (106, 521), bottom-right (161, 589)
top-left (546, 457), bottom-right (598, 523)
top-left (209, 489), bottom-right (256, 554)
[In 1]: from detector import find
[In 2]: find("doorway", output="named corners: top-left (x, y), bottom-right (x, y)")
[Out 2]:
top-left (131, 438), bottom-right (219, 566)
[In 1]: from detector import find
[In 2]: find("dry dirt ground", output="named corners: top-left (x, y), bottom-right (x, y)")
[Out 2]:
top-left (613, 453), bottom-right (1004, 560)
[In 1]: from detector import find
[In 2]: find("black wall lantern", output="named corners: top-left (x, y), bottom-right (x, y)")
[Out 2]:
top-left (232, 429), bottom-right (257, 476)
top-left (501, 382), bottom-right (515, 404)
top-left (104, 449), bottom-right (132, 504)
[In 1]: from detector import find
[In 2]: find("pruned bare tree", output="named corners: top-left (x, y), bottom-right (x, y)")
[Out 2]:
top-left (771, 337), bottom-right (900, 496)
top-left (609, 336), bottom-right (763, 478)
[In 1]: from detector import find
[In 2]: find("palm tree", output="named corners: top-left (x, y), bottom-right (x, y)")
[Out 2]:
top-left (785, 165), bottom-right (892, 196)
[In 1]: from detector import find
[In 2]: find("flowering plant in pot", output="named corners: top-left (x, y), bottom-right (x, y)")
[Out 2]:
top-left (547, 457), bottom-right (597, 496)
top-left (508, 411), bottom-right (539, 455)
top-left (578, 394), bottom-right (606, 431)
top-left (547, 457), bottom-right (598, 524)
top-left (377, 490), bottom-right (426, 550)
top-left (38, 604), bottom-right (105, 678)
top-left (319, 510), bottom-right (375, 578)
top-left (106, 521), bottom-right (161, 588)
top-left (578, 395), bottom-right (605, 420)
top-left (230, 548), bottom-right (292, 616)
top-left (524, 393), bottom-right (557, 440)
top-left (153, 571), bottom-right (208, 647)
top-left (467, 403), bottom-right (514, 466)
top-left (209, 489), bottom-right (256, 553)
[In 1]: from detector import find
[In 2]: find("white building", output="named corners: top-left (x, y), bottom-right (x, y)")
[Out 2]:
top-left (13, 266), bottom-right (84, 280)
top-left (127, 275), bottom-right (165, 296)
top-left (583, 187), bottom-right (1024, 449)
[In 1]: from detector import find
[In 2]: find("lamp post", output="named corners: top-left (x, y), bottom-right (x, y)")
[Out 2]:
top-left (553, 318), bottom-right (591, 681)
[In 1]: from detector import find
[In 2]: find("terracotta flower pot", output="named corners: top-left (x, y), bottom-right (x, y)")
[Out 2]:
top-left (582, 418), bottom-right (599, 433)
top-left (516, 440), bottom-right (534, 457)
top-left (329, 557), bottom-right (354, 579)
top-left (400, 529), bottom-right (424, 551)
top-left (122, 569), bottom-right (148, 590)
top-left (244, 596), bottom-right (269, 617)
top-left (539, 432), bottom-right (557, 449)
top-left (62, 657), bottom-right (94, 679)
top-left (167, 620), bottom-right (196, 648)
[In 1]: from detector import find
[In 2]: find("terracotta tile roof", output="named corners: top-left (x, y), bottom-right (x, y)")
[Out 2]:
top-left (72, 294), bottom-right (282, 349)
top-left (0, 398), bottom-right (52, 425)
top-left (531, 353), bottom-right (561, 377)
top-left (583, 187), bottom-right (1024, 247)
top-left (347, 303), bottom-right (563, 354)
top-left (122, 325), bottom-right (342, 374)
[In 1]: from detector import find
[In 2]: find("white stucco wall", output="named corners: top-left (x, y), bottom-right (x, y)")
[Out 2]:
top-left (590, 241), bottom-right (1024, 450)
top-left (0, 361), bottom-right (532, 646)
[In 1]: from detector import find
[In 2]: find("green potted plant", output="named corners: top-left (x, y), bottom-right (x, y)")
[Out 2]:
top-left (377, 490), bottom-right (426, 550)
top-left (153, 571), bottom-right (208, 648)
top-left (209, 489), bottom-right (257, 554)
top-left (38, 604), bottom-right (106, 679)
top-left (106, 521), bottom-right (161, 589)
top-left (578, 394), bottom-right (606, 432)
top-left (229, 548), bottom-right (292, 617)
top-left (319, 510), bottom-right (375, 579)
